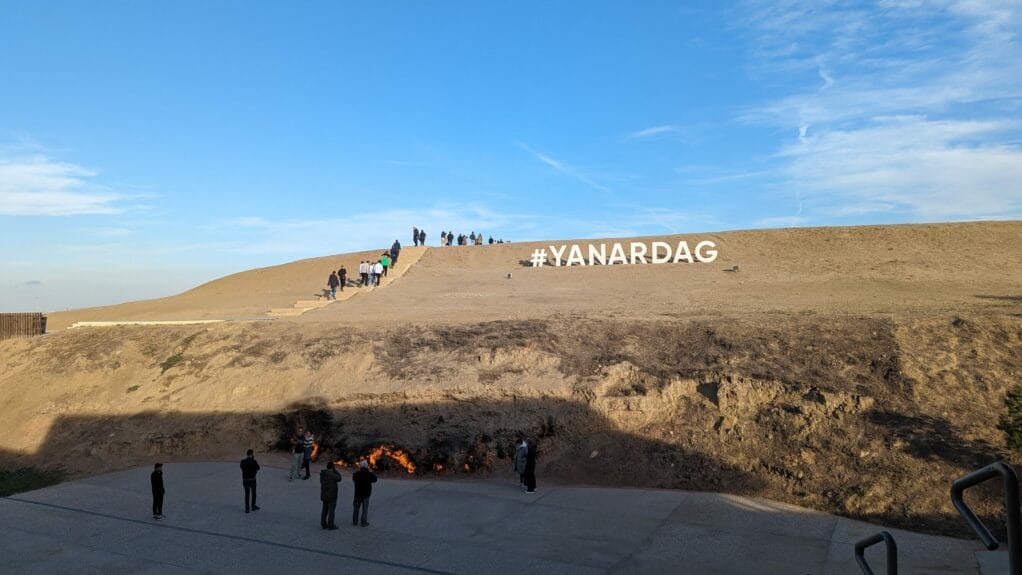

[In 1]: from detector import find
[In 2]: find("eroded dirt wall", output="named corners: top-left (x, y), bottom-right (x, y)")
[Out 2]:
top-left (1, 313), bottom-right (1020, 536)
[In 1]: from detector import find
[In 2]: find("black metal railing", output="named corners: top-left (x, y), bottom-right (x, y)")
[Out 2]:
top-left (951, 461), bottom-right (1021, 575)
top-left (855, 531), bottom-right (897, 575)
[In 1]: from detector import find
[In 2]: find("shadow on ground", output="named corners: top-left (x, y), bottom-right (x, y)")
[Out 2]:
top-left (0, 398), bottom-right (762, 495)
top-left (0, 395), bottom-right (1016, 542)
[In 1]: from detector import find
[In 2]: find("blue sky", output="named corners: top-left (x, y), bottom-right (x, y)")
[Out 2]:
top-left (2, 1), bottom-right (1020, 311)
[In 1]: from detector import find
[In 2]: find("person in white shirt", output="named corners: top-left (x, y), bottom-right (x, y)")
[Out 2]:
top-left (358, 261), bottom-right (369, 287)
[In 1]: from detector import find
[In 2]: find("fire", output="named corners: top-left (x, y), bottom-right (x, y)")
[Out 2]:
top-left (334, 458), bottom-right (348, 468)
top-left (310, 441), bottom-right (320, 462)
top-left (367, 445), bottom-right (417, 474)
top-left (432, 463), bottom-right (444, 472)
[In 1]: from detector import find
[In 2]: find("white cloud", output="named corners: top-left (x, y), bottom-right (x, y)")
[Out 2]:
top-left (0, 156), bottom-right (121, 216)
top-left (626, 125), bottom-right (680, 139)
top-left (739, 0), bottom-right (1022, 221)
top-left (517, 142), bottom-right (614, 195)
top-left (89, 227), bottom-right (132, 237)
top-left (780, 116), bottom-right (1022, 218)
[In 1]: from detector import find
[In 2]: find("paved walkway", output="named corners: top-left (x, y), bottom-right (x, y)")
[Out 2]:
top-left (0, 462), bottom-right (1003, 574)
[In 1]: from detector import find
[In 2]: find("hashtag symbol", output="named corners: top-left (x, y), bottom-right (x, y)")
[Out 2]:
top-left (530, 248), bottom-right (548, 267)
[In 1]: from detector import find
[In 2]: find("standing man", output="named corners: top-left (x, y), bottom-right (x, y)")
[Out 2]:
top-left (412, 226), bottom-right (419, 246)
top-left (151, 463), bottom-right (165, 520)
top-left (524, 441), bottom-right (537, 494)
top-left (289, 427), bottom-right (305, 481)
top-left (390, 239), bottom-right (401, 265)
top-left (381, 253), bottom-right (391, 277)
top-left (327, 271), bottom-right (340, 300)
top-left (359, 261), bottom-right (369, 287)
top-left (338, 266), bottom-right (347, 293)
top-left (352, 460), bottom-right (378, 526)
top-left (418, 228), bottom-right (426, 247)
top-left (514, 437), bottom-right (528, 486)
top-left (320, 461), bottom-right (343, 530)
top-left (301, 430), bottom-right (315, 480)
top-left (372, 260), bottom-right (384, 286)
top-left (241, 449), bottom-right (261, 512)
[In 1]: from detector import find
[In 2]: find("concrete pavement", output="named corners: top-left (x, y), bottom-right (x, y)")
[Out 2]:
top-left (0, 461), bottom-right (1003, 574)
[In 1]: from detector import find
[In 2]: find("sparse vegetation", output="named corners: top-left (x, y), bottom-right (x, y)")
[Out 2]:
top-left (159, 353), bottom-right (182, 374)
top-left (126, 384), bottom-right (140, 393)
top-left (998, 386), bottom-right (1022, 453)
top-left (0, 467), bottom-right (66, 497)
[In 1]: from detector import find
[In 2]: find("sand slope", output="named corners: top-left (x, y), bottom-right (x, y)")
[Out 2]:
top-left (47, 222), bottom-right (1022, 330)
top-left (47, 247), bottom-right (429, 330)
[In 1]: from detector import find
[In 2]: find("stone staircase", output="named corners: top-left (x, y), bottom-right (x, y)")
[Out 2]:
top-left (267, 299), bottom-right (333, 317)
top-left (267, 247), bottom-right (427, 317)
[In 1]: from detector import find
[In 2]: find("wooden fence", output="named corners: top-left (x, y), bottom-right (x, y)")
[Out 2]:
top-left (0, 313), bottom-right (47, 340)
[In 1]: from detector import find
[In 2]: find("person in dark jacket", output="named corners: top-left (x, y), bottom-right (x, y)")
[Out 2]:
top-left (418, 229), bottom-right (426, 247)
top-left (320, 462), bottom-right (343, 530)
top-left (337, 266), bottom-right (347, 292)
top-left (524, 441), bottom-right (537, 493)
top-left (151, 463), bottom-right (165, 519)
top-left (327, 271), bottom-right (340, 300)
top-left (352, 460), bottom-right (378, 526)
top-left (241, 449), bottom-right (261, 512)
top-left (390, 240), bottom-right (401, 264)
top-left (412, 226), bottom-right (419, 246)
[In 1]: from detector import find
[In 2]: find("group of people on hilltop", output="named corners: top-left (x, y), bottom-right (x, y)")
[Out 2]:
top-left (411, 227), bottom-right (426, 246)
top-left (412, 226), bottom-right (506, 247)
top-left (325, 240), bottom-right (402, 297)
top-left (440, 230), bottom-right (508, 246)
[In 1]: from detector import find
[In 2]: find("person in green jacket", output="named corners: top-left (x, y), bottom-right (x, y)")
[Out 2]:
top-left (381, 253), bottom-right (391, 277)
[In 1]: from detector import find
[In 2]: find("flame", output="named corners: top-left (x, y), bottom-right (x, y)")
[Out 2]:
top-left (463, 463), bottom-right (470, 471)
top-left (334, 458), bottom-right (348, 468)
top-left (310, 441), bottom-right (320, 462)
top-left (432, 463), bottom-right (444, 472)
top-left (367, 445), bottom-right (417, 474)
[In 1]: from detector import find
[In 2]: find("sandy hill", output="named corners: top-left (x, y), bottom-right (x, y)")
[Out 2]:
top-left (48, 221), bottom-right (1022, 329)
top-left (4, 221), bottom-right (1022, 537)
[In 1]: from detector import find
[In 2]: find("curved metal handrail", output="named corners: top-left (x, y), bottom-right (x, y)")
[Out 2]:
top-left (855, 531), bottom-right (897, 575)
top-left (950, 461), bottom-right (1021, 575)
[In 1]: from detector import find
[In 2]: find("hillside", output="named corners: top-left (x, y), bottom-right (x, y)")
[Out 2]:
top-left (3, 221), bottom-right (1022, 537)
top-left (47, 221), bottom-right (1022, 330)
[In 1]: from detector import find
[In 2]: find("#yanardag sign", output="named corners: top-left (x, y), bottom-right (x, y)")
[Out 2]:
top-left (530, 240), bottom-right (718, 267)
